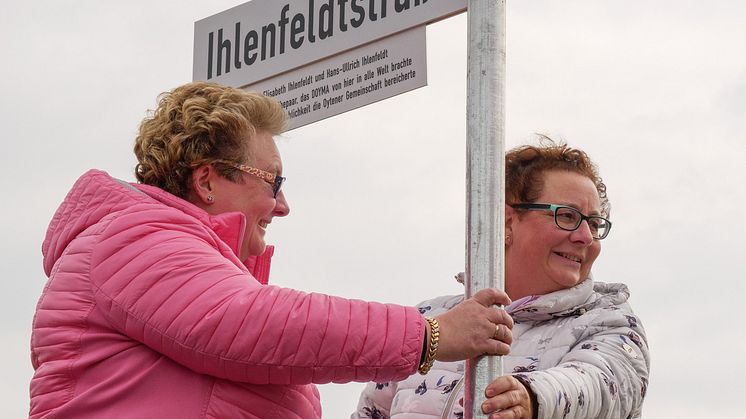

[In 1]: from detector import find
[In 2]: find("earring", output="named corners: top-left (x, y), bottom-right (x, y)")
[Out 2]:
top-left (505, 234), bottom-right (512, 245)
top-left (207, 195), bottom-right (214, 203)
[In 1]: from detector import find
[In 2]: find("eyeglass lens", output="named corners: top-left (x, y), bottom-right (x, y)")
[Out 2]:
top-left (555, 207), bottom-right (609, 239)
top-left (272, 177), bottom-right (284, 197)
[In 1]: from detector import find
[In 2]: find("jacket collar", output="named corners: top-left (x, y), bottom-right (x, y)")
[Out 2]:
top-left (507, 279), bottom-right (629, 322)
top-left (132, 181), bottom-right (273, 284)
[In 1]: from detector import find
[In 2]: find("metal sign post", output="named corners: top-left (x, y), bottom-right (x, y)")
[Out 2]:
top-left (464, 0), bottom-right (506, 418)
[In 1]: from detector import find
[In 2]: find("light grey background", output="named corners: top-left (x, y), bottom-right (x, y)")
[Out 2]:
top-left (2, 1), bottom-right (744, 418)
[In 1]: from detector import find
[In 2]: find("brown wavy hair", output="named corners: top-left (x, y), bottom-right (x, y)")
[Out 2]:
top-left (133, 81), bottom-right (286, 198)
top-left (506, 135), bottom-right (610, 217)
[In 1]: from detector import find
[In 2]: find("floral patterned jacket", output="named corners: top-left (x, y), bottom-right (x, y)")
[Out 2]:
top-left (352, 279), bottom-right (649, 419)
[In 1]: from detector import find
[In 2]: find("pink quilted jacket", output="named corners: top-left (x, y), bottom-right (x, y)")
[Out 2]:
top-left (30, 170), bottom-right (425, 418)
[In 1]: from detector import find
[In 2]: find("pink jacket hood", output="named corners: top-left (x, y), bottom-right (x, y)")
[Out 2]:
top-left (41, 169), bottom-right (273, 283)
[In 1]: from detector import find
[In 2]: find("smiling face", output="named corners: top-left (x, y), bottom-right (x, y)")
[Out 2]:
top-left (205, 129), bottom-right (290, 260)
top-left (505, 170), bottom-right (602, 300)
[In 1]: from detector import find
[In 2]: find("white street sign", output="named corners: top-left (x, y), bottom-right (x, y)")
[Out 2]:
top-left (193, 0), bottom-right (465, 87)
top-left (245, 27), bottom-right (426, 130)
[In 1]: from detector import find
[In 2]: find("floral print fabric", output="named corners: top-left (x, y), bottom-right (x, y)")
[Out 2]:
top-left (352, 279), bottom-right (650, 419)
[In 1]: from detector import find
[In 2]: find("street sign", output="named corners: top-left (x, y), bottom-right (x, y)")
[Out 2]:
top-left (245, 27), bottom-right (426, 130)
top-left (193, 0), bottom-right (465, 87)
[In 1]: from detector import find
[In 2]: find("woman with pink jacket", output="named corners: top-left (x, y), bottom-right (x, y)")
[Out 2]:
top-left (29, 81), bottom-right (514, 418)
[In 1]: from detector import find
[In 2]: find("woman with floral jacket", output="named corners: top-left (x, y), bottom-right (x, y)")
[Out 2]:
top-left (353, 141), bottom-right (649, 419)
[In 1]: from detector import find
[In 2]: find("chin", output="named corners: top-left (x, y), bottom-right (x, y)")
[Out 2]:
top-left (247, 242), bottom-right (267, 258)
top-left (554, 274), bottom-right (581, 289)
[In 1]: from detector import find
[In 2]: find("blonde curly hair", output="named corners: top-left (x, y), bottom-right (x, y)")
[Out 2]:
top-left (134, 81), bottom-right (286, 198)
top-left (506, 136), bottom-right (610, 217)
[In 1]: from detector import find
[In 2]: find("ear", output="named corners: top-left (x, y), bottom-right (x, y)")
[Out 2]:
top-left (505, 204), bottom-right (516, 237)
top-left (190, 164), bottom-right (216, 205)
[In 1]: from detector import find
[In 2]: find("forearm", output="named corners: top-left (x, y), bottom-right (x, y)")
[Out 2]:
top-left (517, 354), bottom-right (647, 418)
top-left (91, 227), bottom-right (425, 384)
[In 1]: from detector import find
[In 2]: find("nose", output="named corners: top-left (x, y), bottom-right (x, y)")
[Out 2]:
top-left (273, 190), bottom-right (290, 217)
top-left (570, 220), bottom-right (594, 245)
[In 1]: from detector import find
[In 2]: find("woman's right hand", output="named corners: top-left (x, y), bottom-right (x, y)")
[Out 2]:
top-left (434, 288), bottom-right (513, 361)
top-left (480, 375), bottom-right (536, 419)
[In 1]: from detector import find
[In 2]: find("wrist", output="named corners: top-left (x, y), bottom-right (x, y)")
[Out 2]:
top-left (514, 374), bottom-right (538, 419)
top-left (419, 321), bottom-right (429, 366)
top-left (418, 316), bottom-right (439, 375)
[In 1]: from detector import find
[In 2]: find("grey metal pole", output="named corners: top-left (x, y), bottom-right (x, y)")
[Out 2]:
top-left (464, 0), bottom-right (506, 418)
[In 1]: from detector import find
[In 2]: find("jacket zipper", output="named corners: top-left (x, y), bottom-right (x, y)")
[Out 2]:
top-left (441, 376), bottom-right (465, 419)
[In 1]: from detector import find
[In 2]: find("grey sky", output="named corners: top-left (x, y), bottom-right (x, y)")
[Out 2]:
top-left (2, 1), bottom-right (745, 418)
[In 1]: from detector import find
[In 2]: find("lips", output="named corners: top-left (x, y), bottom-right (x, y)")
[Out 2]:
top-left (258, 220), bottom-right (270, 229)
top-left (555, 252), bottom-right (582, 263)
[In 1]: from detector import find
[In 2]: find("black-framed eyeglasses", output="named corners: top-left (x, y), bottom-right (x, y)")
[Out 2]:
top-left (510, 203), bottom-right (612, 240)
top-left (213, 160), bottom-right (285, 198)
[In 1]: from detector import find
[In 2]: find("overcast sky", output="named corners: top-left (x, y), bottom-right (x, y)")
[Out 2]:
top-left (2, 1), bottom-right (745, 418)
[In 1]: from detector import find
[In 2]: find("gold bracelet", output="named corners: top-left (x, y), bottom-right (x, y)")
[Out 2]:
top-left (418, 316), bottom-right (439, 375)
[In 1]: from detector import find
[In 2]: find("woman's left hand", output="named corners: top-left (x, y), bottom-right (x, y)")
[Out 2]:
top-left (480, 375), bottom-right (535, 419)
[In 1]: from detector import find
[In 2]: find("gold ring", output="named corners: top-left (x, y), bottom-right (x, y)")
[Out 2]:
top-left (493, 324), bottom-right (501, 340)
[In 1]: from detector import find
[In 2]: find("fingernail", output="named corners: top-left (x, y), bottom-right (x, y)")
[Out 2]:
top-left (485, 388), bottom-right (495, 397)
